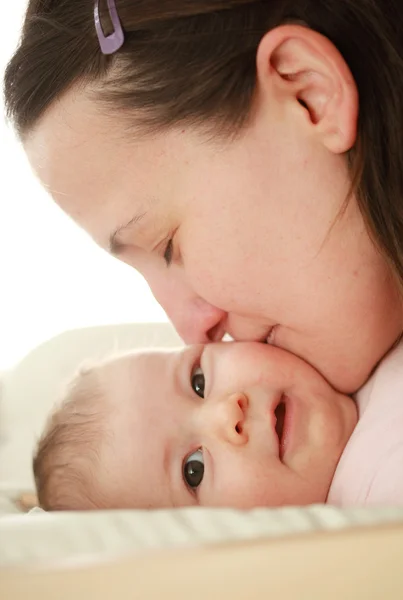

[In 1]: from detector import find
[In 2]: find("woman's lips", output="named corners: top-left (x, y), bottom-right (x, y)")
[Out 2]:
top-left (266, 325), bottom-right (278, 345)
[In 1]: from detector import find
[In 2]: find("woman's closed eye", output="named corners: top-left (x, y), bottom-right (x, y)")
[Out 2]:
top-left (163, 238), bottom-right (173, 266)
top-left (183, 449), bottom-right (204, 490)
top-left (191, 366), bottom-right (205, 398)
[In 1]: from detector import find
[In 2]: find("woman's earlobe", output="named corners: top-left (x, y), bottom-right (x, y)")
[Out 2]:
top-left (296, 75), bottom-right (358, 154)
top-left (256, 25), bottom-right (359, 154)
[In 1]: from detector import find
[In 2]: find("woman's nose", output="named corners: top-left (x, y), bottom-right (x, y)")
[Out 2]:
top-left (173, 296), bottom-right (227, 344)
top-left (204, 393), bottom-right (249, 446)
top-left (137, 260), bottom-right (228, 343)
top-left (153, 277), bottom-right (227, 343)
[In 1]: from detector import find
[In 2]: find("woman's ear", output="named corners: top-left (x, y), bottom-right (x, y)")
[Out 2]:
top-left (256, 25), bottom-right (359, 154)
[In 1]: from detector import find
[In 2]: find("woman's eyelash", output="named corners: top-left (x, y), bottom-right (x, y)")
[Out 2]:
top-left (163, 239), bottom-right (173, 266)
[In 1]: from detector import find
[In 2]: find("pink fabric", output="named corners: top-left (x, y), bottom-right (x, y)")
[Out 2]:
top-left (328, 341), bottom-right (403, 507)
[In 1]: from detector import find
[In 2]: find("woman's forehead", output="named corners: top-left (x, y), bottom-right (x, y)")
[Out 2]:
top-left (24, 89), bottom-right (185, 247)
top-left (25, 95), bottom-right (122, 212)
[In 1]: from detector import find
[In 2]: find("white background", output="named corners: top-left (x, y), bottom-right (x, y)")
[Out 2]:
top-left (0, 1), bottom-right (167, 369)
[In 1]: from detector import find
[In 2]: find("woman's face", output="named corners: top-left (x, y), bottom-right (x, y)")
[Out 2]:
top-left (25, 86), bottom-right (401, 394)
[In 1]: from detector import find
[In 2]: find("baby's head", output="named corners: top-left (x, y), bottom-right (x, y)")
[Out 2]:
top-left (34, 366), bottom-right (112, 510)
top-left (34, 342), bottom-right (357, 511)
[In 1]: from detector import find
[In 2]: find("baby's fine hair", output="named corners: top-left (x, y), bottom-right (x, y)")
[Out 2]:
top-left (4, 1), bottom-right (403, 286)
top-left (33, 366), bottom-right (110, 511)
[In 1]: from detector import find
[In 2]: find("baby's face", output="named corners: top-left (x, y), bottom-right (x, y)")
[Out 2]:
top-left (98, 343), bottom-right (357, 509)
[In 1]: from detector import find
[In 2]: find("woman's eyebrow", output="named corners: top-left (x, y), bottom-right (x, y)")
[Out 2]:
top-left (109, 211), bottom-right (148, 254)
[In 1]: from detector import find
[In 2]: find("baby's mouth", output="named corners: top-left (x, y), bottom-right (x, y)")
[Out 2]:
top-left (274, 397), bottom-right (286, 458)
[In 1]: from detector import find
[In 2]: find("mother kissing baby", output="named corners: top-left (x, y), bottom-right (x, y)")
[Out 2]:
top-left (4, 0), bottom-right (403, 510)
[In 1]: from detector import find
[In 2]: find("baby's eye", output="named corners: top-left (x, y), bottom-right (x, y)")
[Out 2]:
top-left (183, 449), bottom-right (204, 490)
top-left (191, 366), bottom-right (205, 398)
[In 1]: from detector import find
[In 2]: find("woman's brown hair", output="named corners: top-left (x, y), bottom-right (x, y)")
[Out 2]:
top-left (3, 1), bottom-right (403, 286)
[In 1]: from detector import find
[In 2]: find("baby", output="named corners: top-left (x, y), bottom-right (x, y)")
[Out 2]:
top-left (34, 342), bottom-right (357, 511)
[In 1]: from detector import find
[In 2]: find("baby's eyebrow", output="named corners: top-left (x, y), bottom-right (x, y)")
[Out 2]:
top-left (162, 442), bottom-right (183, 508)
top-left (109, 211), bottom-right (148, 254)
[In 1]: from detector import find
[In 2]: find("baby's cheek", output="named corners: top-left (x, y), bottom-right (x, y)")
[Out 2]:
top-left (217, 466), bottom-right (280, 509)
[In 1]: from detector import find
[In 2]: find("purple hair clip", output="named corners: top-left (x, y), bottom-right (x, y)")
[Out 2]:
top-left (94, 0), bottom-right (125, 55)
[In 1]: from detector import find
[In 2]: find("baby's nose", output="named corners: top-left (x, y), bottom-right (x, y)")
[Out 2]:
top-left (205, 393), bottom-right (249, 446)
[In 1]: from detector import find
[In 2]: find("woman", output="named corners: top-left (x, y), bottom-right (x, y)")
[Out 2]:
top-left (4, 0), bottom-right (403, 393)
